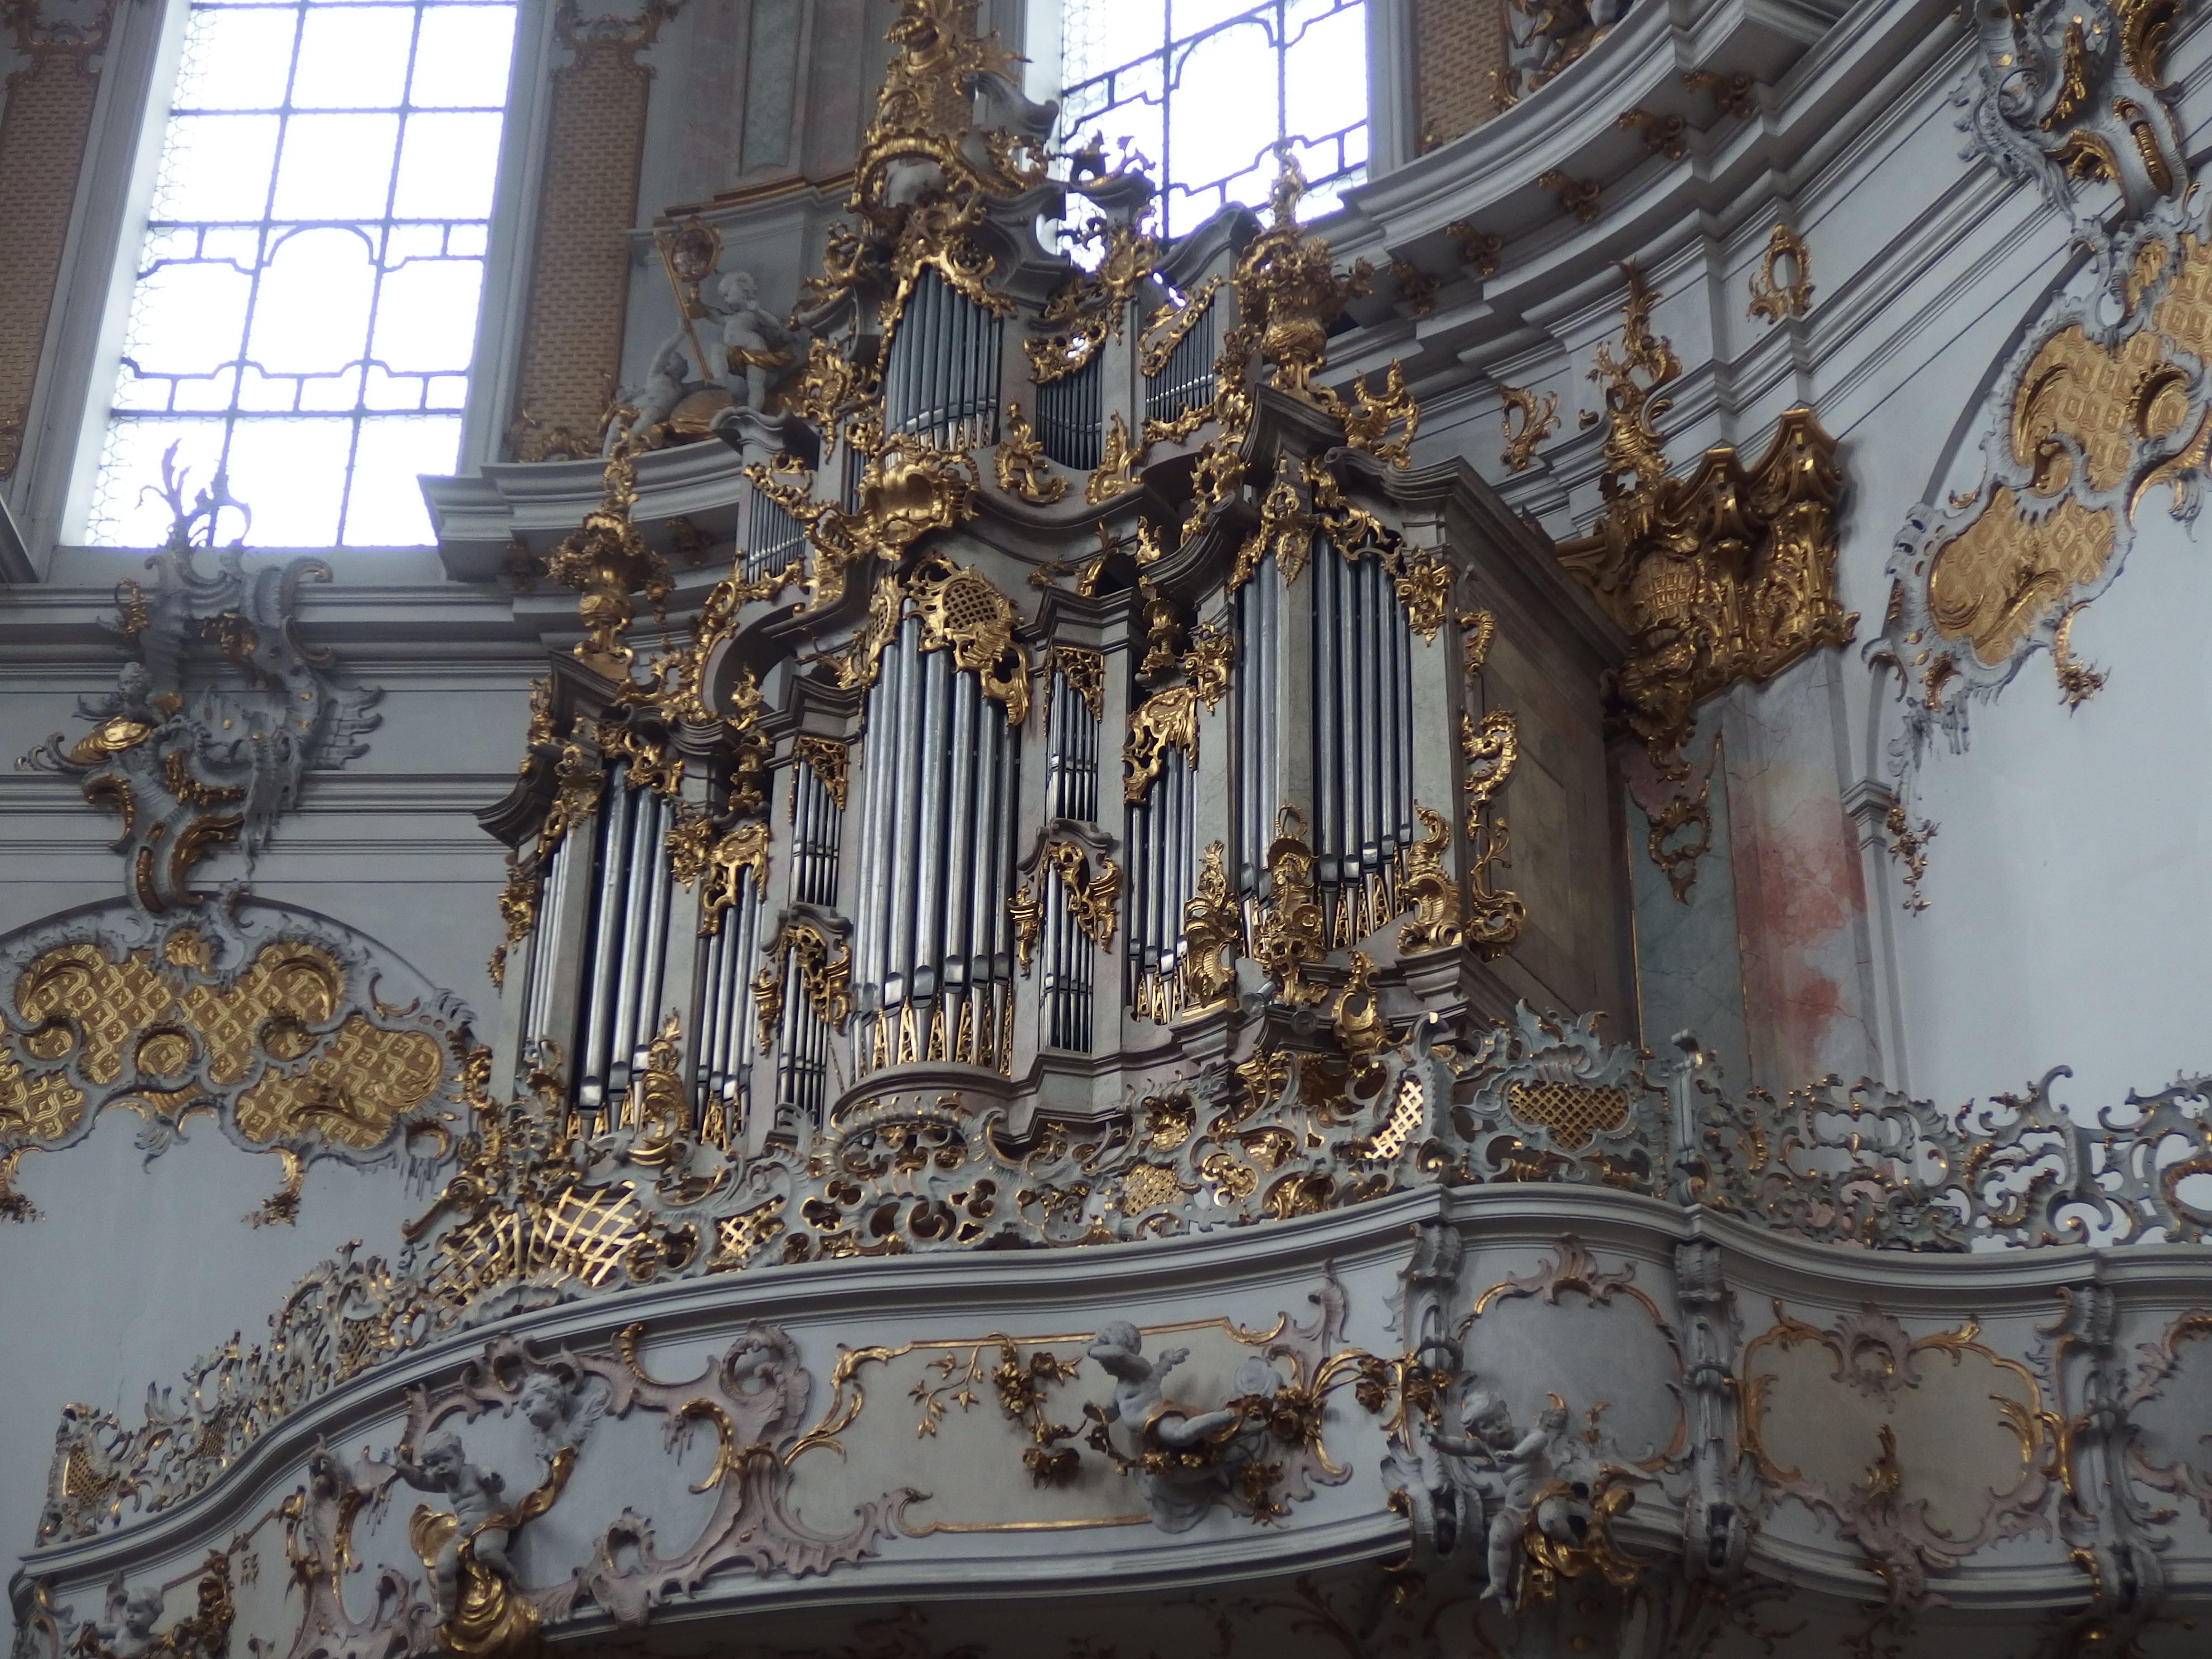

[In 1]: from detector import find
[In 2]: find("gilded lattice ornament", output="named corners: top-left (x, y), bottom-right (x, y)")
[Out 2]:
top-left (1499, 384), bottom-right (1559, 471)
top-left (0, 912), bottom-right (468, 1223)
top-left (1559, 266), bottom-right (1853, 772)
top-left (993, 402), bottom-right (1067, 503)
top-left (1747, 223), bottom-right (1813, 322)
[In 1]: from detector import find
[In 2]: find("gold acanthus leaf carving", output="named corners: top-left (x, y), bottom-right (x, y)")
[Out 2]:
top-left (1048, 646), bottom-right (1105, 719)
top-left (744, 437), bottom-right (979, 614)
top-left (1123, 684), bottom-right (1201, 803)
top-left (1338, 360), bottom-right (1418, 467)
top-left (1500, 383), bottom-right (1559, 470)
top-left (1006, 881), bottom-right (1043, 973)
top-left (544, 442), bottom-right (672, 677)
top-left (994, 402), bottom-right (1067, 503)
top-left (672, 817), bottom-right (769, 937)
top-left (1044, 840), bottom-right (1123, 947)
top-left (1461, 710), bottom-right (1526, 958)
top-left (836, 557), bottom-right (1032, 726)
top-left (1026, 217), bottom-right (1159, 381)
top-left (753, 921), bottom-right (852, 1051)
top-left (1232, 151), bottom-right (1372, 402)
top-left (1558, 268), bottom-right (1854, 768)
top-left (1085, 412), bottom-right (1141, 505)
top-left (1179, 842), bottom-right (1244, 1011)
top-left (792, 736), bottom-right (851, 808)
top-left (1397, 806), bottom-right (1462, 952)
top-left (1139, 276), bottom-right (1223, 377)
top-left (1251, 811), bottom-right (1329, 1006)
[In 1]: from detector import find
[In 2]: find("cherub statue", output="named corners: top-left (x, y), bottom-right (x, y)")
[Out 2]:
top-left (709, 270), bottom-right (795, 410)
top-left (624, 344), bottom-right (692, 443)
top-left (1430, 1389), bottom-right (1555, 1611)
top-left (1086, 1322), bottom-right (1253, 1532)
top-left (514, 1371), bottom-right (606, 1465)
top-left (389, 1429), bottom-right (513, 1624)
top-left (93, 1576), bottom-right (164, 1659)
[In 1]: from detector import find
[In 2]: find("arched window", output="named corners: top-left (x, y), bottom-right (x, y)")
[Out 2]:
top-left (86, 0), bottom-right (518, 548)
top-left (1054, 0), bottom-right (1367, 237)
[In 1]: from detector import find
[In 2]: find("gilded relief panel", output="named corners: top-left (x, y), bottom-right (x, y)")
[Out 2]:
top-left (0, 907), bottom-right (473, 1224)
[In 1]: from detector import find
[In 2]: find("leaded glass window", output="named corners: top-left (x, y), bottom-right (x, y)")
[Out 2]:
top-left (1055, 0), bottom-right (1367, 239)
top-left (86, 0), bottom-right (518, 548)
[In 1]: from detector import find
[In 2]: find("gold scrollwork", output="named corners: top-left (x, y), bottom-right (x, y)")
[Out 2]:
top-left (1251, 810), bottom-right (1329, 1006)
top-left (1049, 646), bottom-right (1105, 720)
top-left (1396, 806), bottom-right (1462, 952)
top-left (1559, 266), bottom-right (1853, 768)
top-left (1461, 709), bottom-right (1526, 957)
top-left (1044, 840), bottom-right (1123, 947)
top-left (1747, 222), bottom-right (1813, 322)
top-left (1178, 842), bottom-right (1244, 1012)
top-left (1027, 219), bottom-right (1158, 382)
top-left (544, 443), bottom-right (672, 677)
top-left (994, 402), bottom-right (1068, 503)
top-left (753, 921), bottom-right (852, 1049)
top-left (1084, 413), bottom-right (1141, 505)
top-left (1499, 383), bottom-right (1559, 471)
top-left (1122, 685), bottom-right (1200, 803)
top-left (792, 736), bottom-right (851, 809)
top-left (1645, 783), bottom-right (1712, 903)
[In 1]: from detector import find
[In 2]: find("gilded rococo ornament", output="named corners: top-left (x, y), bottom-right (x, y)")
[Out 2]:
top-left (1557, 265), bottom-right (1853, 782)
top-left (18, 452), bottom-right (381, 914)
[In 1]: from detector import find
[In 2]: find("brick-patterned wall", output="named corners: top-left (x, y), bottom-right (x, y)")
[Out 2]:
top-left (0, 33), bottom-right (104, 479)
top-left (507, 21), bottom-right (666, 461)
top-left (1413, 0), bottom-right (1506, 152)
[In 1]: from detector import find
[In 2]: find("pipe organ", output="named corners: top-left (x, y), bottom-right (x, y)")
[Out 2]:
top-left (478, 13), bottom-right (1628, 1174)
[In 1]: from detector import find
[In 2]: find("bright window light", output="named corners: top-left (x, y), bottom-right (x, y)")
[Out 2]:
top-left (87, 0), bottom-right (518, 549)
top-left (1056, 0), bottom-right (1366, 239)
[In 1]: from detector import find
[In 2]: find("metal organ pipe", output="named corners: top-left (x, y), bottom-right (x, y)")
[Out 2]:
top-left (885, 270), bottom-right (1000, 449)
top-left (1308, 545), bottom-right (1418, 940)
top-left (1041, 662), bottom-right (1098, 1051)
top-left (1234, 570), bottom-right (1280, 895)
top-left (854, 623), bottom-right (1021, 1070)
top-left (578, 765), bottom-right (630, 1108)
